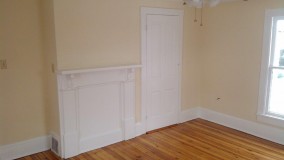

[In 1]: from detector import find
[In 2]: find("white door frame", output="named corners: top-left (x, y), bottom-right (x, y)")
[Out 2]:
top-left (140, 7), bottom-right (184, 133)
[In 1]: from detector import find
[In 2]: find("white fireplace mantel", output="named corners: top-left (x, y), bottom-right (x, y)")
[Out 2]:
top-left (58, 65), bottom-right (142, 75)
top-left (56, 65), bottom-right (141, 158)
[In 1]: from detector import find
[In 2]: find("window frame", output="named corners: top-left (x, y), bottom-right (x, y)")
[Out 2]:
top-left (258, 8), bottom-right (284, 128)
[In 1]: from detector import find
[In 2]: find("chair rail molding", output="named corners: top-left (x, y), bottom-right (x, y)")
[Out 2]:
top-left (57, 65), bottom-right (141, 158)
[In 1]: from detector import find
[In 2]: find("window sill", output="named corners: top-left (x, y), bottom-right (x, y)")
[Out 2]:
top-left (257, 114), bottom-right (284, 128)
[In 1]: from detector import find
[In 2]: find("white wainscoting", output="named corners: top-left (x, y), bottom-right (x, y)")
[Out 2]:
top-left (57, 65), bottom-right (141, 158)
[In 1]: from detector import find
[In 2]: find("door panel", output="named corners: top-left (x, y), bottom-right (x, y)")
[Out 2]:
top-left (146, 14), bottom-right (181, 131)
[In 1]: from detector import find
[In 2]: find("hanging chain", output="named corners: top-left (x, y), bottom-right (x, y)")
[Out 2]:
top-left (194, 7), bottom-right (198, 22)
top-left (200, 0), bottom-right (204, 26)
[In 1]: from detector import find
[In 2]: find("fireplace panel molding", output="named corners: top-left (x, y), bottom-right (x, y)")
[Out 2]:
top-left (57, 65), bottom-right (141, 158)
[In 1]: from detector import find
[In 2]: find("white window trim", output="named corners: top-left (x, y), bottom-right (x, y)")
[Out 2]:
top-left (258, 8), bottom-right (284, 128)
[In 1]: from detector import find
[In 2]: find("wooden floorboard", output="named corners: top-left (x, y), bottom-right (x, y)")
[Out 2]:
top-left (18, 118), bottom-right (284, 160)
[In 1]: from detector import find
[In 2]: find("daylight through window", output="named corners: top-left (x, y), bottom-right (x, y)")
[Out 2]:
top-left (258, 9), bottom-right (284, 127)
top-left (267, 19), bottom-right (284, 117)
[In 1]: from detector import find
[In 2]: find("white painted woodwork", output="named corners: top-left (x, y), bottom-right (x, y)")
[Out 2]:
top-left (57, 65), bottom-right (139, 158)
top-left (0, 136), bottom-right (51, 160)
top-left (141, 8), bottom-right (183, 132)
top-left (258, 8), bottom-right (284, 128)
top-left (58, 65), bottom-right (142, 75)
top-left (179, 107), bottom-right (284, 146)
top-left (2, 106), bottom-right (284, 160)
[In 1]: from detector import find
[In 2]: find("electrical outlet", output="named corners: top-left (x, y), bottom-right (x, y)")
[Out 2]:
top-left (0, 59), bottom-right (7, 69)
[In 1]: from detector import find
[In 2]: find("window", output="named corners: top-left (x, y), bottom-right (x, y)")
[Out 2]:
top-left (258, 9), bottom-right (284, 127)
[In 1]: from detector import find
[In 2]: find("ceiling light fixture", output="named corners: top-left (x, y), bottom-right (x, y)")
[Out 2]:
top-left (183, 0), bottom-right (221, 26)
top-left (184, 0), bottom-right (249, 26)
top-left (184, 0), bottom-right (221, 8)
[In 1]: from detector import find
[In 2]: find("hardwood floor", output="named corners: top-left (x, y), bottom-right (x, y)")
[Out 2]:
top-left (18, 119), bottom-right (284, 160)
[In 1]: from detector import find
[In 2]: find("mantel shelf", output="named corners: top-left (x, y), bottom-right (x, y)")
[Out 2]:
top-left (58, 64), bottom-right (142, 75)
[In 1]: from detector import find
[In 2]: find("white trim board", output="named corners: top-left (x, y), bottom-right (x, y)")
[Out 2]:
top-left (58, 65), bottom-right (142, 75)
top-left (0, 136), bottom-right (51, 160)
top-left (2, 107), bottom-right (284, 160)
top-left (179, 107), bottom-right (200, 123)
top-left (180, 107), bottom-right (284, 145)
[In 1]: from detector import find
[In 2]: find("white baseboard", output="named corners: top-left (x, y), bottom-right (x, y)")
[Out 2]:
top-left (179, 107), bottom-right (284, 145)
top-left (2, 107), bottom-right (284, 160)
top-left (80, 129), bottom-right (123, 154)
top-left (179, 107), bottom-right (201, 123)
top-left (0, 135), bottom-right (51, 160)
top-left (124, 118), bottom-right (136, 140)
top-left (135, 122), bottom-right (146, 136)
top-left (199, 108), bottom-right (284, 145)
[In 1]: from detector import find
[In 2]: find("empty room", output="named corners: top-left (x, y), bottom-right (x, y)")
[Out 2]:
top-left (1, 0), bottom-right (284, 159)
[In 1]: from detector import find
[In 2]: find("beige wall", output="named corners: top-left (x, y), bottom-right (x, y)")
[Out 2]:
top-left (0, 0), bottom-right (47, 145)
top-left (182, 7), bottom-right (202, 110)
top-left (52, 0), bottom-right (202, 123)
top-left (0, 0), bottom-right (201, 146)
top-left (200, 0), bottom-right (284, 124)
top-left (3, 0), bottom-right (284, 147)
top-left (53, 0), bottom-right (190, 70)
top-left (41, 0), bottom-right (60, 135)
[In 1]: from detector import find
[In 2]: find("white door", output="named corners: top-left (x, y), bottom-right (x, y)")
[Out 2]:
top-left (144, 11), bottom-right (183, 132)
